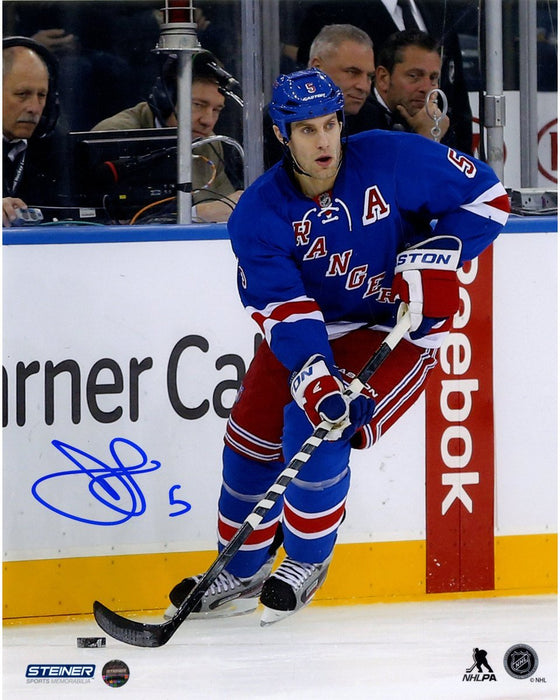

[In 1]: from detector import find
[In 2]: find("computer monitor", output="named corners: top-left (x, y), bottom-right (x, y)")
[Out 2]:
top-left (67, 128), bottom-right (179, 214)
top-left (64, 127), bottom-right (243, 223)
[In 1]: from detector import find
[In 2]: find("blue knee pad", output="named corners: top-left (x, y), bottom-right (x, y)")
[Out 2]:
top-left (219, 446), bottom-right (284, 578)
top-left (282, 466), bottom-right (350, 564)
top-left (281, 401), bottom-right (352, 563)
top-left (222, 444), bottom-right (284, 495)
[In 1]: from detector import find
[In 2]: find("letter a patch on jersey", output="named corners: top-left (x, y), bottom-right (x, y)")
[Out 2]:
top-left (362, 185), bottom-right (391, 225)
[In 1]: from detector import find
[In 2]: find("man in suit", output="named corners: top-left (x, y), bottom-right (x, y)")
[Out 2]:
top-left (296, 0), bottom-right (473, 154)
top-left (2, 36), bottom-right (64, 226)
top-left (372, 30), bottom-right (456, 146)
top-left (263, 23), bottom-right (376, 168)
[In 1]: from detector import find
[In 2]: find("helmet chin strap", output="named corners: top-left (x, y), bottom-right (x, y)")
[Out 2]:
top-left (282, 141), bottom-right (313, 177)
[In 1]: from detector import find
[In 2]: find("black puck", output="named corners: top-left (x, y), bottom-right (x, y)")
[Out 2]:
top-left (77, 637), bottom-right (106, 648)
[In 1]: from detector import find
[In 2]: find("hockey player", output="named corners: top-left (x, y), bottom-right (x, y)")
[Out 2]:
top-left (166, 68), bottom-right (510, 625)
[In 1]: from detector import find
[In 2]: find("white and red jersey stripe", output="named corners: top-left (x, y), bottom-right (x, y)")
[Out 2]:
top-left (248, 296), bottom-right (324, 345)
top-left (460, 182), bottom-right (510, 225)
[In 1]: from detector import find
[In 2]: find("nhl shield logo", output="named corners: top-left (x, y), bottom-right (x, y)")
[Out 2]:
top-left (503, 644), bottom-right (539, 679)
top-left (318, 192), bottom-right (332, 208)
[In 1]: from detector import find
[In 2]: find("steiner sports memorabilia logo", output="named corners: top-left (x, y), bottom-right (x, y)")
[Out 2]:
top-left (503, 644), bottom-right (539, 679)
top-left (26, 664), bottom-right (95, 684)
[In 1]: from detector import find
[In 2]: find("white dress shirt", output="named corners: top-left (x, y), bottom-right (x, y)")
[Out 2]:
top-left (379, 0), bottom-right (427, 32)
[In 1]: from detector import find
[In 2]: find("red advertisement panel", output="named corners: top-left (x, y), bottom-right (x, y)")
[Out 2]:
top-left (425, 247), bottom-right (495, 592)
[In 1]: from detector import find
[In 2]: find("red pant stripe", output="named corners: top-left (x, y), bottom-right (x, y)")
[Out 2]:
top-left (218, 513), bottom-right (280, 550)
top-left (373, 347), bottom-right (438, 442)
top-left (283, 498), bottom-right (346, 539)
top-left (225, 418), bottom-right (283, 462)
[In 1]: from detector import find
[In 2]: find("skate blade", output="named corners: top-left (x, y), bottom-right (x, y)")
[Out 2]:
top-left (163, 596), bottom-right (258, 621)
top-left (163, 603), bottom-right (177, 620)
top-left (259, 606), bottom-right (296, 626)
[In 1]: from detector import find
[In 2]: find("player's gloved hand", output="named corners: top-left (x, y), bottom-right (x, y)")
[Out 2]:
top-left (290, 354), bottom-right (375, 441)
top-left (391, 235), bottom-right (462, 340)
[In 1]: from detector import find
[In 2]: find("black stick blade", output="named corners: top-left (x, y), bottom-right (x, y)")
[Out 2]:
top-left (93, 601), bottom-right (174, 647)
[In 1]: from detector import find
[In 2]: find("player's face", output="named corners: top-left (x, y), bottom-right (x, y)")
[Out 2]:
top-left (166, 80), bottom-right (225, 138)
top-left (310, 41), bottom-right (374, 116)
top-left (281, 113), bottom-right (342, 195)
top-left (377, 46), bottom-right (441, 116)
top-left (2, 49), bottom-right (48, 141)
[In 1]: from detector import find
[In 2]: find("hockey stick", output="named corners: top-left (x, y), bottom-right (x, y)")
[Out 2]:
top-left (93, 308), bottom-right (411, 647)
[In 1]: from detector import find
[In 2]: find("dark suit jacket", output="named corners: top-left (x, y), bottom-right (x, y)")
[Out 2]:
top-left (296, 0), bottom-right (474, 154)
top-left (3, 129), bottom-right (67, 206)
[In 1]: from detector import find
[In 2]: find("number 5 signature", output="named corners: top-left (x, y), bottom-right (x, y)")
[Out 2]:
top-left (31, 438), bottom-right (191, 525)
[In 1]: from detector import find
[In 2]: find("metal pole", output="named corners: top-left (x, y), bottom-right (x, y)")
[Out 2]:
top-left (518, 0), bottom-right (539, 186)
top-left (484, 0), bottom-right (506, 181)
top-left (154, 1), bottom-right (202, 224)
top-left (262, 0), bottom-right (280, 106)
top-left (176, 52), bottom-right (193, 224)
top-left (241, 0), bottom-right (264, 186)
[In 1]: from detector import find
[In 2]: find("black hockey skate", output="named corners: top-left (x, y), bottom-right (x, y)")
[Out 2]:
top-left (164, 557), bottom-right (274, 620)
top-left (259, 555), bottom-right (332, 625)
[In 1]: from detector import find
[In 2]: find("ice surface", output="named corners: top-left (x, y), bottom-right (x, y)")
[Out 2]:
top-left (3, 595), bottom-right (557, 699)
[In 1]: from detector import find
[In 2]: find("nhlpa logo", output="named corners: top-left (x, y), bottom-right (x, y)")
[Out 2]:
top-left (305, 82), bottom-right (316, 93)
top-left (462, 648), bottom-right (496, 682)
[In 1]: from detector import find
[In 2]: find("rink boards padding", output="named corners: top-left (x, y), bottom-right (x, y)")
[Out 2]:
top-left (2, 217), bottom-right (557, 620)
top-left (2, 535), bottom-right (557, 620)
top-left (425, 247), bottom-right (495, 593)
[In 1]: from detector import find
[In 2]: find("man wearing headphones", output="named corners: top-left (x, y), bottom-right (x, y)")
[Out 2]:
top-left (92, 52), bottom-right (242, 223)
top-left (3, 37), bottom-right (62, 227)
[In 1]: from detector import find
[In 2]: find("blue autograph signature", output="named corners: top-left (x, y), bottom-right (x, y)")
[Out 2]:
top-left (31, 438), bottom-right (190, 525)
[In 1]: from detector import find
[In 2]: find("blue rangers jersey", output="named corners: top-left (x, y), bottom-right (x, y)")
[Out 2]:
top-left (227, 130), bottom-right (510, 375)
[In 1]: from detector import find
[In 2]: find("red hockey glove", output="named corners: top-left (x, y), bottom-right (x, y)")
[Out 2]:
top-left (290, 355), bottom-right (375, 441)
top-left (391, 236), bottom-right (462, 340)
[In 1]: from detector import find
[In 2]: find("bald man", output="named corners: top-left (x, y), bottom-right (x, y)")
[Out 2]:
top-left (3, 40), bottom-right (62, 226)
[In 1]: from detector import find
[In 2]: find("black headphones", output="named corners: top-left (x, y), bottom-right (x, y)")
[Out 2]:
top-left (147, 56), bottom-right (177, 125)
top-left (147, 51), bottom-right (223, 125)
top-left (3, 36), bottom-right (60, 139)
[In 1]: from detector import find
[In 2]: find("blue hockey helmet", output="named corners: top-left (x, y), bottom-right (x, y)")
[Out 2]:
top-left (269, 68), bottom-right (345, 141)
